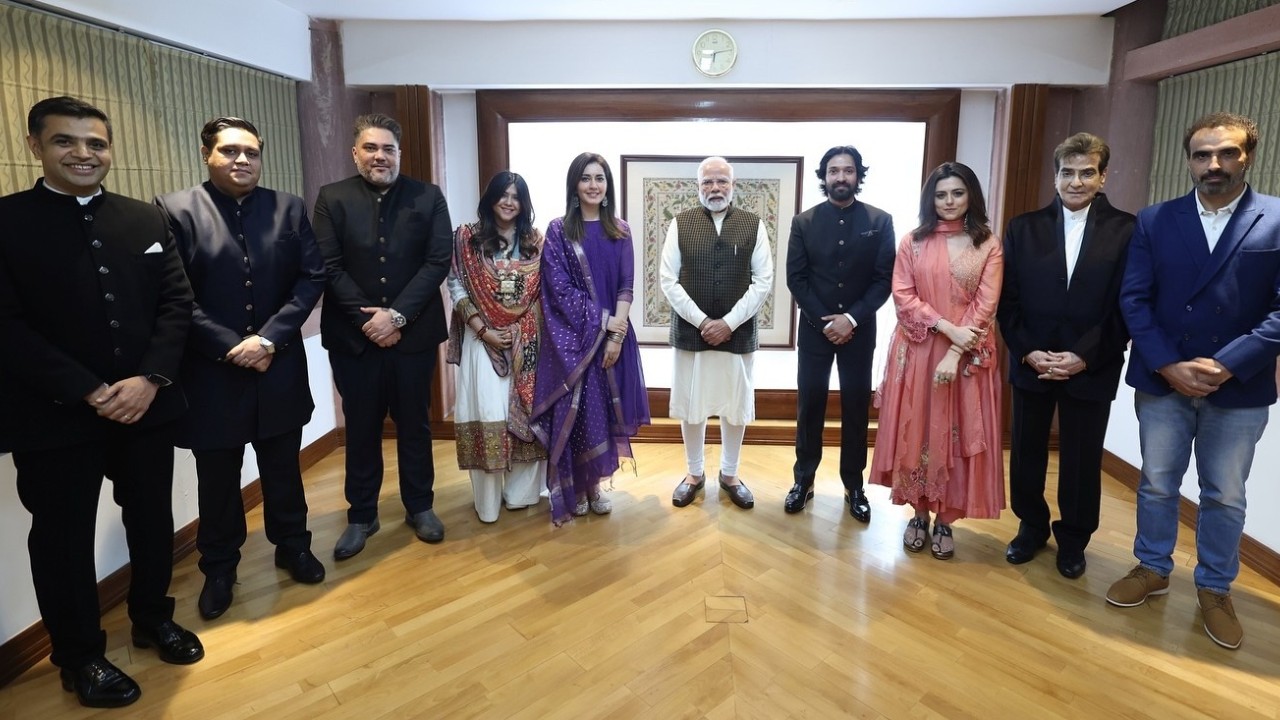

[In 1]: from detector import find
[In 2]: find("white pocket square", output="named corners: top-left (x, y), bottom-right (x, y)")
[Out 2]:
top-left (143, 242), bottom-right (163, 254)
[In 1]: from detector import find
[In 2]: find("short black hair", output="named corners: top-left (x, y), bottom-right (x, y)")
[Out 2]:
top-left (1183, 112), bottom-right (1259, 157)
top-left (27, 95), bottom-right (112, 143)
top-left (353, 113), bottom-right (402, 145)
top-left (200, 116), bottom-right (263, 151)
top-left (816, 145), bottom-right (869, 197)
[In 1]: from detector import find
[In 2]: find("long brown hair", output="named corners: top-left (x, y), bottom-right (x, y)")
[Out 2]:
top-left (562, 152), bottom-right (626, 241)
top-left (911, 162), bottom-right (992, 247)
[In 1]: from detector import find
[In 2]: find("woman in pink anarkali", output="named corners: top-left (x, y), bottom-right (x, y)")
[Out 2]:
top-left (871, 162), bottom-right (1004, 560)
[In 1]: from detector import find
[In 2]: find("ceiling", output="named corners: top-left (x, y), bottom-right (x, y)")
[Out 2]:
top-left (274, 0), bottom-right (1135, 22)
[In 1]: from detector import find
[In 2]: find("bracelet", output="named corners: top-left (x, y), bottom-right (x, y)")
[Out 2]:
top-left (949, 344), bottom-right (963, 354)
top-left (607, 331), bottom-right (626, 343)
top-left (473, 325), bottom-right (489, 340)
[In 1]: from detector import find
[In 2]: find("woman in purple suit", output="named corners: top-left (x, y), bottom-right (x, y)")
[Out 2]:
top-left (532, 152), bottom-right (650, 524)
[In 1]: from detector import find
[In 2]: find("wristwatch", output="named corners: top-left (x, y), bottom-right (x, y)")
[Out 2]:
top-left (258, 336), bottom-right (275, 354)
top-left (388, 308), bottom-right (407, 328)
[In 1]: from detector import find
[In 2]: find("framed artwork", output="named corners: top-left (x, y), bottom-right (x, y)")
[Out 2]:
top-left (620, 155), bottom-right (803, 347)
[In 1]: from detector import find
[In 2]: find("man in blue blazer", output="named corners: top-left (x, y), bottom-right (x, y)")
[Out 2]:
top-left (1108, 112), bottom-right (1280, 651)
top-left (157, 116), bottom-right (327, 621)
top-left (998, 133), bottom-right (1134, 580)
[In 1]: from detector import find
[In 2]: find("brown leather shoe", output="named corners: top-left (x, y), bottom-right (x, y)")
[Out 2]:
top-left (672, 474), bottom-right (705, 507)
top-left (719, 473), bottom-right (754, 509)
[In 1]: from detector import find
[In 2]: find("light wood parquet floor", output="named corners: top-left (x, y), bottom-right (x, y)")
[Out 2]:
top-left (2, 440), bottom-right (1279, 719)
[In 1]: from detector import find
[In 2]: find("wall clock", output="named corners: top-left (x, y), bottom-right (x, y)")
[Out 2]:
top-left (692, 29), bottom-right (737, 78)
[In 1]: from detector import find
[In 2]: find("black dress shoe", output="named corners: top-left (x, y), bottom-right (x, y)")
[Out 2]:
top-left (406, 509), bottom-right (445, 543)
top-left (131, 620), bottom-right (205, 665)
top-left (1056, 551), bottom-right (1087, 579)
top-left (275, 546), bottom-right (326, 584)
top-left (1005, 534), bottom-right (1048, 565)
top-left (784, 483), bottom-right (814, 513)
top-left (672, 474), bottom-right (705, 507)
top-left (198, 573), bottom-right (235, 620)
top-left (60, 657), bottom-right (141, 708)
top-left (846, 488), bottom-right (871, 523)
top-left (719, 473), bottom-right (754, 509)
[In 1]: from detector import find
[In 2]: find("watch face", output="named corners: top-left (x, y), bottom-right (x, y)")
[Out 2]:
top-left (693, 29), bottom-right (737, 77)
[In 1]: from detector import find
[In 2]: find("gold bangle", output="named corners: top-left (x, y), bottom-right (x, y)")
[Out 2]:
top-left (474, 325), bottom-right (489, 340)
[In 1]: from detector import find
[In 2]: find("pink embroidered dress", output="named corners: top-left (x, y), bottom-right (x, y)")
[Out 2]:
top-left (870, 219), bottom-right (1005, 520)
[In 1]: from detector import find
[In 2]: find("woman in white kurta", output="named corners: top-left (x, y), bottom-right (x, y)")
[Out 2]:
top-left (446, 172), bottom-right (546, 522)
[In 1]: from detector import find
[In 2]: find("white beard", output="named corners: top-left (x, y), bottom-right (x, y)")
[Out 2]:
top-left (700, 190), bottom-right (732, 212)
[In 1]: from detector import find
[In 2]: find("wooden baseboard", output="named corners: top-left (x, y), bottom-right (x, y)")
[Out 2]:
top-left (0, 428), bottom-right (341, 688)
top-left (1101, 449), bottom-right (1280, 588)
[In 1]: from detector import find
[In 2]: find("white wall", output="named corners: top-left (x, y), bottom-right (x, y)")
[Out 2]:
top-left (0, 335), bottom-right (336, 645)
top-left (341, 18), bottom-right (1113, 88)
top-left (33, 0), bottom-right (312, 79)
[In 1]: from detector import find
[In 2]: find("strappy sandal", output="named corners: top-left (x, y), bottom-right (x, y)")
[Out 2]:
top-left (931, 523), bottom-right (955, 560)
top-left (903, 515), bottom-right (929, 553)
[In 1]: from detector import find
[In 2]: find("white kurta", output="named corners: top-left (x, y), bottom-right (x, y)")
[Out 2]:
top-left (659, 208), bottom-right (774, 425)
top-left (447, 267), bottom-right (545, 522)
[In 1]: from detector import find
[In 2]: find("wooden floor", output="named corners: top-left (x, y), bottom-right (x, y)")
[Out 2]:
top-left (3, 441), bottom-right (1280, 719)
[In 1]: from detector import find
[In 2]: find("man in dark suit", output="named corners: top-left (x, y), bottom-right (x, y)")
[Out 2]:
top-left (785, 145), bottom-right (896, 521)
top-left (1107, 112), bottom-right (1280, 651)
top-left (998, 132), bottom-right (1135, 580)
top-left (0, 96), bottom-right (203, 708)
top-left (314, 114), bottom-right (453, 559)
top-left (156, 116), bottom-right (327, 621)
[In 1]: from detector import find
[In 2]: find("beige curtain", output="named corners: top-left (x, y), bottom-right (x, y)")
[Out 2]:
top-left (0, 3), bottom-right (301, 200)
top-left (1148, 52), bottom-right (1280, 203)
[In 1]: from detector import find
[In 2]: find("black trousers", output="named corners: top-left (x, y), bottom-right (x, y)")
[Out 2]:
top-left (330, 347), bottom-right (437, 524)
top-left (1008, 385), bottom-right (1111, 554)
top-left (194, 426), bottom-right (310, 577)
top-left (793, 322), bottom-right (874, 492)
top-left (12, 426), bottom-right (177, 669)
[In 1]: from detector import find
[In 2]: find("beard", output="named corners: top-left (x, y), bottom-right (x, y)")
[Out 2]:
top-left (827, 181), bottom-right (856, 202)
top-left (700, 189), bottom-right (733, 212)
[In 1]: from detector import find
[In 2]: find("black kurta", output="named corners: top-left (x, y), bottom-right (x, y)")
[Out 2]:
top-left (156, 182), bottom-right (324, 449)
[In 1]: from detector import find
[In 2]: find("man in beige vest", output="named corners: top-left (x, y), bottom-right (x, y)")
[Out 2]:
top-left (660, 156), bottom-right (774, 509)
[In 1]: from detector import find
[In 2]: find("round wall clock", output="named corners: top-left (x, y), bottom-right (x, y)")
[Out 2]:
top-left (692, 29), bottom-right (738, 78)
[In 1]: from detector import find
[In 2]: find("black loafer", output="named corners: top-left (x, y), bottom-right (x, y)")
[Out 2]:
top-left (334, 518), bottom-right (381, 560)
top-left (784, 483), bottom-right (814, 513)
top-left (406, 509), bottom-right (445, 543)
top-left (1056, 551), bottom-right (1087, 579)
top-left (719, 473), bottom-right (755, 509)
top-left (131, 620), bottom-right (204, 665)
top-left (198, 572), bottom-right (235, 620)
top-left (275, 546), bottom-right (326, 584)
top-left (1005, 534), bottom-right (1048, 565)
top-left (60, 657), bottom-right (141, 708)
top-left (672, 474), bottom-right (705, 507)
top-left (846, 488), bottom-right (871, 523)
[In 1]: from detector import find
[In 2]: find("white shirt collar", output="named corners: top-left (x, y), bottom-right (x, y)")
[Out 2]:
top-left (1061, 203), bottom-right (1090, 222)
top-left (1195, 186), bottom-right (1246, 216)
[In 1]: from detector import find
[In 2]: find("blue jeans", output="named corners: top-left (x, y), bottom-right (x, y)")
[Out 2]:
top-left (1133, 391), bottom-right (1268, 593)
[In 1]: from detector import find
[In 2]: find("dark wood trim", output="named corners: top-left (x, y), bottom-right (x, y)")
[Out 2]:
top-left (394, 86), bottom-right (457, 426)
top-left (1123, 4), bottom-right (1280, 82)
top-left (0, 428), bottom-right (342, 688)
top-left (1101, 449), bottom-right (1280, 588)
top-left (475, 88), bottom-right (962, 188)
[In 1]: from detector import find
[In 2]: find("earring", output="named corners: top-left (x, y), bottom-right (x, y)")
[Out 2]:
top-left (601, 196), bottom-right (609, 208)
top-left (571, 196), bottom-right (580, 208)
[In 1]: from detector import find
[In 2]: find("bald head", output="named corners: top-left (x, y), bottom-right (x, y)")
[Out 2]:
top-left (698, 156), bottom-right (734, 212)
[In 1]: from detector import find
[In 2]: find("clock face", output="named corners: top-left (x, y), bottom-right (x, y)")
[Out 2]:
top-left (693, 29), bottom-right (737, 77)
